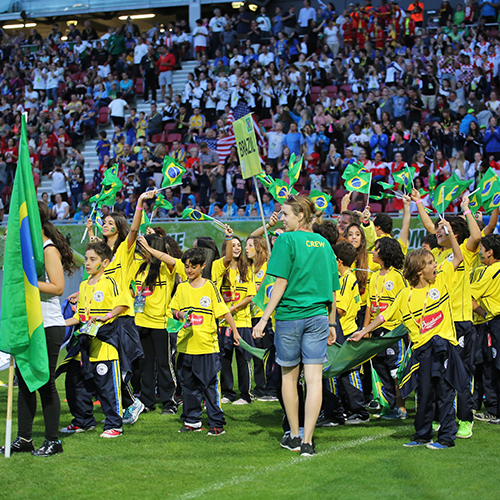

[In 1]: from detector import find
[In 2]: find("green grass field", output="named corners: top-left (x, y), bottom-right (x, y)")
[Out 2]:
top-left (0, 371), bottom-right (499, 500)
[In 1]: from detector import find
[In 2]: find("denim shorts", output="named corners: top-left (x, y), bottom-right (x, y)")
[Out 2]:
top-left (275, 315), bottom-right (329, 367)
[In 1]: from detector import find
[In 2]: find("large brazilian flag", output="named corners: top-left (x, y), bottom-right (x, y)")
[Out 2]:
top-left (0, 117), bottom-right (49, 392)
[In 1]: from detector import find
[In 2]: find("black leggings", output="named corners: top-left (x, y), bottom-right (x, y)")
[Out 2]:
top-left (17, 326), bottom-right (65, 441)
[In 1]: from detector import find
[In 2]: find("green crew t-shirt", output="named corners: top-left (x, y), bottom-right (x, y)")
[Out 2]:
top-left (267, 230), bottom-right (340, 321)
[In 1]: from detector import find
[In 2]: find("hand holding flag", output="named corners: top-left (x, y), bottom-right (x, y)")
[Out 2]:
top-left (309, 190), bottom-right (332, 211)
top-left (181, 208), bottom-right (226, 229)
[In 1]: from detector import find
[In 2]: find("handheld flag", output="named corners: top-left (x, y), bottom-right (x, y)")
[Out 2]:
top-left (139, 211), bottom-right (151, 233)
top-left (288, 153), bottom-right (303, 187)
top-left (166, 309), bottom-right (193, 333)
top-left (379, 181), bottom-right (395, 191)
top-left (161, 156), bottom-right (186, 188)
top-left (0, 117), bottom-right (49, 392)
top-left (344, 170), bottom-right (371, 194)
top-left (252, 274), bottom-right (276, 312)
top-left (153, 193), bottom-right (173, 212)
top-left (393, 166), bottom-right (415, 191)
top-left (268, 179), bottom-right (298, 204)
top-left (371, 362), bottom-right (390, 410)
top-left (256, 172), bottom-right (274, 188)
top-left (477, 168), bottom-right (500, 201)
top-left (238, 338), bottom-right (267, 360)
top-left (482, 191), bottom-right (500, 214)
top-left (433, 174), bottom-right (473, 211)
top-left (468, 190), bottom-right (482, 214)
top-left (90, 169), bottom-right (123, 208)
top-left (182, 208), bottom-right (216, 222)
top-left (342, 162), bottom-right (367, 181)
top-left (309, 190), bottom-right (332, 211)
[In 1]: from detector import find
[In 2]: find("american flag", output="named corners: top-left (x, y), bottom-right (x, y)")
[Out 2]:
top-left (214, 104), bottom-right (266, 163)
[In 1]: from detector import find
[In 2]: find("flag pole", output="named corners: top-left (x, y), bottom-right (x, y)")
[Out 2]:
top-left (366, 173), bottom-right (373, 207)
top-left (254, 177), bottom-right (272, 253)
top-left (4, 356), bottom-right (15, 458)
top-left (80, 202), bottom-right (97, 244)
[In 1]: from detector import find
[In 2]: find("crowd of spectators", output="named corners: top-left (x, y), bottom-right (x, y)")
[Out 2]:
top-left (2, 0), bottom-right (500, 222)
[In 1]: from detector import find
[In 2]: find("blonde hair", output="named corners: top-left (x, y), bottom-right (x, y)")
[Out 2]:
top-left (404, 248), bottom-right (433, 287)
top-left (284, 195), bottom-right (316, 228)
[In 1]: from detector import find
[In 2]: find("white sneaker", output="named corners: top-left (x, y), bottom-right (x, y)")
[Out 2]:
top-left (232, 398), bottom-right (250, 405)
top-left (60, 424), bottom-right (95, 434)
top-left (221, 397), bottom-right (231, 404)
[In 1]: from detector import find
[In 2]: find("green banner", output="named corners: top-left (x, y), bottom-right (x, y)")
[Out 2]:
top-left (0, 217), bottom-right (429, 267)
top-left (233, 113), bottom-right (262, 180)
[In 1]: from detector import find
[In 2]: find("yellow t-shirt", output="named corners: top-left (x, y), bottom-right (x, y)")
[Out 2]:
top-left (131, 260), bottom-right (173, 329)
top-left (337, 270), bottom-right (361, 336)
top-left (352, 253), bottom-right (378, 306)
top-left (170, 279), bottom-right (229, 355)
top-left (471, 261), bottom-right (500, 319)
top-left (251, 261), bottom-right (268, 318)
top-left (105, 239), bottom-right (136, 316)
top-left (368, 267), bottom-right (407, 331)
top-left (431, 240), bottom-right (479, 323)
top-left (219, 268), bottom-right (257, 328)
top-left (73, 276), bottom-right (127, 361)
top-left (211, 257), bottom-right (229, 291)
top-left (381, 261), bottom-right (458, 349)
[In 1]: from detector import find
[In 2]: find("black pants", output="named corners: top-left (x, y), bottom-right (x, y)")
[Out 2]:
top-left (111, 116), bottom-right (125, 127)
top-left (144, 72), bottom-right (157, 102)
top-left (414, 346), bottom-right (456, 445)
top-left (177, 353), bottom-right (225, 428)
top-left (488, 317), bottom-right (500, 416)
top-left (138, 327), bottom-right (177, 410)
top-left (17, 326), bottom-right (65, 441)
top-left (473, 323), bottom-right (498, 414)
top-left (337, 369), bottom-right (369, 419)
top-left (455, 321), bottom-right (475, 422)
top-left (322, 378), bottom-right (346, 423)
top-left (65, 359), bottom-right (97, 429)
top-left (251, 318), bottom-right (276, 397)
top-left (220, 327), bottom-right (253, 402)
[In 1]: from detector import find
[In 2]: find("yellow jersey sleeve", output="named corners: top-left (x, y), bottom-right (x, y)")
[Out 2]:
top-left (337, 271), bottom-right (360, 336)
top-left (211, 257), bottom-right (228, 290)
top-left (471, 262), bottom-right (500, 318)
top-left (220, 270), bottom-right (256, 328)
top-left (364, 221), bottom-right (378, 250)
top-left (397, 237), bottom-right (408, 256)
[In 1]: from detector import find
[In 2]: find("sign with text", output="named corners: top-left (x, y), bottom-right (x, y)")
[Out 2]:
top-left (233, 113), bottom-right (262, 180)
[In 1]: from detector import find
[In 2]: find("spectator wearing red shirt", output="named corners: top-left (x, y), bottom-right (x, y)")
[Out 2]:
top-left (51, 126), bottom-right (71, 161)
top-left (28, 145), bottom-right (41, 173)
top-left (155, 45), bottom-right (176, 102)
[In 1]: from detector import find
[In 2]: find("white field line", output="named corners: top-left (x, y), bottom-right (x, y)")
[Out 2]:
top-left (179, 426), bottom-right (412, 499)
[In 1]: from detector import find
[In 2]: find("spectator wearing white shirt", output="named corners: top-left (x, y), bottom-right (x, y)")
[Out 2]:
top-left (24, 83), bottom-right (39, 111)
top-left (193, 19), bottom-right (209, 62)
top-left (256, 6), bottom-right (272, 38)
top-left (298, 0), bottom-right (317, 34)
top-left (258, 46), bottom-right (274, 67)
top-left (209, 9), bottom-right (227, 56)
top-left (108, 92), bottom-right (129, 127)
top-left (266, 122), bottom-right (285, 163)
top-left (133, 37), bottom-right (148, 78)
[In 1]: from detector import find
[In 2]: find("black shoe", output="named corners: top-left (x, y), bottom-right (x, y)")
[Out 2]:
top-left (32, 439), bottom-right (63, 457)
top-left (367, 400), bottom-right (380, 410)
top-left (300, 442), bottom-right (317, 457)
top-left (161, 407), bottom-right (177, 416)
top-left (488, 418), bottom-right (500, 425)
top-left (280, 434), bottom-right (301, 451)
top-left (207, 427), bottom-right (226, 436)
top-left (346, 414), bottom-right (370, 425)
top-left (142, 406), bottom-right (156, 413)
top-left (316, 415), bottom-right (340, 427)
top-left (0, 436), bottom-right (35, 454)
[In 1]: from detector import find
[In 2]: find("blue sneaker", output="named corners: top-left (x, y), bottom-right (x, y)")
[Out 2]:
top-left (426, 441), bottom-right (453, 450)
top-left (123, 398), bottom-right (145, 425)
top-left (381, 408), bottom-right (407, 420)
top-left (403, 439), bottom-right (432, 447)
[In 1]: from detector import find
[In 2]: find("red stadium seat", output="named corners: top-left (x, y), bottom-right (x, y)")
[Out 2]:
top-left (135, 78), bottom-right (144, 96)
top-left (151, 133), bottom-right (165, 144)
top-left (167, 133), bottom-right (182, 143)
top-left (325, 85), bottom-right (337, 95)
top-left (260, 118), bottom-right (273, 130)
top-left (310, 92), bottom-right (320, 103)
top-left (385, 202), bottom-right (398, 212)
top-left (370, 202), bottom-right (383, 213)
top-left (164, 122), bottom-right (176, 132)
top-left (311, 86), bottom-right (322, 94)
top-left (84, 99), bottom-right (95, 107)
top-left (98, 107), bottom-right (109, 126)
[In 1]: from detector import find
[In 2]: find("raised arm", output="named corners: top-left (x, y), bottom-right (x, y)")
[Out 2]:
top-left (482, 207), bottom-right (499, 236)
top-left (137, 235), bottom-right (176, 269)
top-left (461, 195), bottom-right (481, 252)
top-left (250, 211), bottom-right (279, 237)
top-left (222, 224), bottom-right (234, 266)
top-left (440, 219), bottom-right (463, 270)
top-left (128, 189), bottom-right (157, 249)
top-left (399, 194), bottom-right (411, 248)
top-left (411, 188), bottom-right (436, 234)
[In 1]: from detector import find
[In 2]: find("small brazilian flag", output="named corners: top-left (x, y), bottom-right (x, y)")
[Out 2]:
top-left (393, 166), bottom-right (415, 191)
top-left (181, 208), bottom-right (216, 222)
top-left (166, 309), bottom-right (193, 333)
top-left (477, 168), bottom-right (500, 201)
top-left (252, 274), bottom-right (276, 312)
top-left (344, 170), bottom-right (371, 194)
top-left (153, 193), bottom-right (173, 211)
top-left (371, 363), bottom-right (390, 410)
top-left (288, 153), bottom-right (303, 187)
top-left (90, 169), bottom-right (123, 208)
top-left (469, 191), bottom-right (482, 214)
top-left (379, 181), bottom-right (395, 191)
top-left (256, 172), bottom-right (274, 188)
top-left (433, 174), bottom-right (473, 209)
top-left (139, 211), bottom-right (151, 233)
top-left (341, 162), bottom-right (367, 181)
top-left (483, 191), bottom-right (500, 214)
top-left (309, 189), bottom-right (331, 211)
top-left (268, 179), bottom-right (298, 204)
top-left (161, 156), bottom-right (186, 188)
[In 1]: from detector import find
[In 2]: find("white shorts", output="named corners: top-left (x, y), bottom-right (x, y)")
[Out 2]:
top-left (159, 71), bottom-right (172, 86)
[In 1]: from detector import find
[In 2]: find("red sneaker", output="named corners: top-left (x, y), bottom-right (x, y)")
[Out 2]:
top-left (100, 428), bottom-right (123, 438)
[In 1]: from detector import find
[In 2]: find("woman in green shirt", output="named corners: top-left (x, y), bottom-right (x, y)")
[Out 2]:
top-left (253, 196), bottom-right (339, 456)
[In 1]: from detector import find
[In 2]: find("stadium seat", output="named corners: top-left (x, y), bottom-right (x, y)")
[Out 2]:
top-left (167, 133), bottom-right (182, 143)
top-left (135, 78), bottom-right (144, 96)
top-left (151, 133), bottom-right (165, 144)
top-left (325, 85), bottom-right (337, 95)
top-left (385, 202), bottom-right (398, 212)
top-left (260, 118), bottom-right (273, 130)
top-left (164, 122), bottom-right (176, 132)
top-left (370, 202), bottom-right (383, 213)
top-left (311, 86), bottom-right (322, 94)
top-left (310, 92), bottom-right (320, 103)
top-left (334, 188), bottom-right (347, 206)
top-left (98, 107), bottom-right (109, 126)
top-left (84, 99), bottom-right (95, 107)
top-left (340, 85), bottom-right (352, 97)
